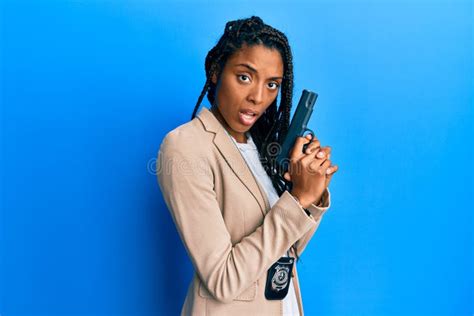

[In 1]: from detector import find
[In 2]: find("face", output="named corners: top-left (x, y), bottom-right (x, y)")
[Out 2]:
top-left (211, 43), bottom-right (284, 143)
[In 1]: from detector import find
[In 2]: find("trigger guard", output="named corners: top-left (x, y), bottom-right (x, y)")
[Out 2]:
top-left (302, 128), bottom-right (315, 153)
top-left (303, 128), bottom-right (315, 141)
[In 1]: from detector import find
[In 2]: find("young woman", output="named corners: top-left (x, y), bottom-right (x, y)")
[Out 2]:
top-left (156, 16), bottom-right (338, 316)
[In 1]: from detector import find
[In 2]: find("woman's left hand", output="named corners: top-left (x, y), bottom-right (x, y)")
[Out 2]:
top-left (283, 134), bottom-right (338, 192)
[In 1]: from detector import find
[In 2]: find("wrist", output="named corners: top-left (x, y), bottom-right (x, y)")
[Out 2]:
top-left (290, 191), bottom-right (312, 210)
top-left (316, 190), bottom-right (326, 207)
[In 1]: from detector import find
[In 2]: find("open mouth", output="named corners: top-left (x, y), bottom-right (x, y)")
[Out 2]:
top-left (238, 110), bottom-right (258, 126)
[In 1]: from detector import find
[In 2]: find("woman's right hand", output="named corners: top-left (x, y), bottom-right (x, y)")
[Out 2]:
top-left (284, 134), bottom-right (338, 209)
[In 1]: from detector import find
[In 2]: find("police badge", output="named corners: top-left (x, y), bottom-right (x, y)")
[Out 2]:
top-left (264, 256), bottom-right (295, 300)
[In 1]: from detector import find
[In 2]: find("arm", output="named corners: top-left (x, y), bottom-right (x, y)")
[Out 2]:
top-left (156, 135), bottom-right (317, 303)
top-left (291, 187), bottom-right (331, 258)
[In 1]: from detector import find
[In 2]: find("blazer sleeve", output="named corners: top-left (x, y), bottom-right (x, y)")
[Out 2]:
top-left (156, 135), bottom-right (318, 303)
top-left (291, 187), bottom-right (332, 258)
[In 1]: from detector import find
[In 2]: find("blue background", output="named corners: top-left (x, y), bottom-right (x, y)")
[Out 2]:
top-left (1, 0), bottom-right (472, 315)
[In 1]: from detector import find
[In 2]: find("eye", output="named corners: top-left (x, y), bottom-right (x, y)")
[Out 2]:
top-left (237, 74), bottom-right (251, 83)
top-left (268, 82), bottom-right (280, 90)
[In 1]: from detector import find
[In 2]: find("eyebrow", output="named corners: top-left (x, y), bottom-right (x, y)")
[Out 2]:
top-left (234, 63), bottom-right (283, 80)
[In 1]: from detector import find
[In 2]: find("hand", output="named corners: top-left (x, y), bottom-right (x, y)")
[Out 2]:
top-left (284, 134), bottom-right (339, 208)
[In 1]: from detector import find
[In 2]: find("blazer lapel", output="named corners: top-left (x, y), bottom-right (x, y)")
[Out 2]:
top-left (197, 107), bottom-right (270, 217)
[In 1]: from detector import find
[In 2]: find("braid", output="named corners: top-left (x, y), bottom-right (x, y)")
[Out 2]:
top-left (191, 16), bottom-right (303, 262)
top-left (191, 77), bottom-right (211, 120)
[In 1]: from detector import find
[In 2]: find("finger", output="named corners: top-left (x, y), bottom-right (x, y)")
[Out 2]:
top-left (290, 136), bottom-right (311, 161)
top-left (301, 145), bottom-right (327, 165)
top-left (301, 150), bottom-right (319, 165)
top-left (325, 164), bottom-right (338, 186)
top-left (319, 159), bottom-right (332, 174)
top-left (283, 171), bottom-right (291, 181)
top-left (326, 164), bottom-right (338, 175)
top-left (307, 159), bottom-right (321, 174)
top-left (315, 146), bottom-right (331, 159)
top-left (304, 139), bottom-right (321, 155)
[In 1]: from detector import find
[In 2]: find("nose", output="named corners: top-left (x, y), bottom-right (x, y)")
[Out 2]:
top-left (247, 84), bottom-right (264, 105)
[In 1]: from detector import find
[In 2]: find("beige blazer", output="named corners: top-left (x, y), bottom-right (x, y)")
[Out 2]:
top-left (156, 107), bottom-right (331, 316)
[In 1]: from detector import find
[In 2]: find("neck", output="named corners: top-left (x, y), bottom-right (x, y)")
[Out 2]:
top-left (210, 106), bottom-right (248, 143)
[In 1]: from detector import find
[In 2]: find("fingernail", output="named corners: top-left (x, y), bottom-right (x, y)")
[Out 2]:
top-left (317, 151), bottom-right (325, 158)
top-left (326, 168), bottom-right (331, 174)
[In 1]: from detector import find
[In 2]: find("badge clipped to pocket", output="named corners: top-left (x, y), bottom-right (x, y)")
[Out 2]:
top-left (264, 256), bottom-right (295, 300)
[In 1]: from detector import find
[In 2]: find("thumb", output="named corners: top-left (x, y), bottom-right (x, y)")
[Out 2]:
top-left (284, 171), bottom-right (291, 181)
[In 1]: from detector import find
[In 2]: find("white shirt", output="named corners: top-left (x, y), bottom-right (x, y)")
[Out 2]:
top-left (226, 130), bottom-right (301, 316)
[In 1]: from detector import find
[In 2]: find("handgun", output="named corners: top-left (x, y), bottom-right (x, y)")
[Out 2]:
top-left (275, 89), bottom-right (318, 176)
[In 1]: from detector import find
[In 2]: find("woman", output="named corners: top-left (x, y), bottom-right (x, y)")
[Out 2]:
top-left (156, 16), bottom-right (338, 316)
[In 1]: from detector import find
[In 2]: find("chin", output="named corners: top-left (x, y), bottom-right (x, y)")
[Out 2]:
top-left (233, 125), bottom-right (250, 133)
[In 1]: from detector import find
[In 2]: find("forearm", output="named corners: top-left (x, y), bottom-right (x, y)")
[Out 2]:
top-left (291, 187), bottom-right (331, 257)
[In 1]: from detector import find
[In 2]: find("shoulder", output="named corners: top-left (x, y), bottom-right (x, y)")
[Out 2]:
top-left (157, 116), bottom-right (215, 181)
top-left (159, 116), bottom-right (214, 159)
